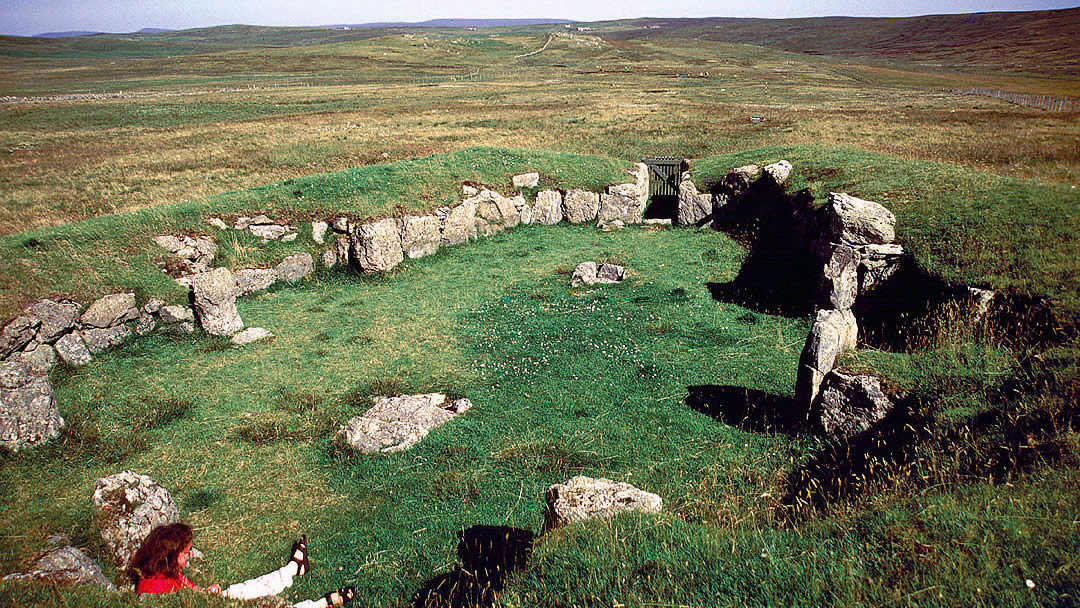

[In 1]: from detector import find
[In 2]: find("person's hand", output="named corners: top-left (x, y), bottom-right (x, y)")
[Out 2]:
top-left (206, 584), bottom-right (222, 594)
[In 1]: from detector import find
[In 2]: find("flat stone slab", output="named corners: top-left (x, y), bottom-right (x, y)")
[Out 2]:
top-left (571, 262), bottom-right (628, 287)
top-left (0, 360), bottom-right (62, 452)
top-left (338, 393), bottom-right (472, 453)
top-left (3, 545), bottom-right (116, 591)
top-left (232, 327), bottom-right (273, 346)
top-left (544, 476), bottom-right (662, 531)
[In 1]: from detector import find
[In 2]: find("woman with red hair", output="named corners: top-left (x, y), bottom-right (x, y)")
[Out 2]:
top-left (128, 523), bottom-right (355, 607)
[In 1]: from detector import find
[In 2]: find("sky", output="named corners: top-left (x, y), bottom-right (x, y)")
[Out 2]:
top-left (1, 0), bottom-right (1077, 37)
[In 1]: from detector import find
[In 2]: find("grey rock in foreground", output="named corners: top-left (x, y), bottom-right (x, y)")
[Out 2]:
top-left (0, 360), bottom-right (63, 452)
top-left (544, 476), bottom-right (662, 531)
top-left (676, 172), bottom-right (713, 226)
top-left (54, 332), bottom-right (91, 367)
top-left (533, 189), bottom-right (564, 225)
top-left (93, 471), bottom-right (181, 568)
top-left (562, 189), bottom-right (600, 224)
top-left (2, 545), bottom-right (117, 591)
top-left (818, 243), bottom-right (860, 310)
top-left (26, 299), bottom-right (79, 343)
top-left (811, 371), bottom-right (894, 439)
top-left (191, 268), bottom-right (244, 336)
top-left (441, 199), bottom-right (478, 246)
top-left (762, 160), bottom-right (793, 187)
top-left (234, 268), bottom-right (278, 296)
top-left (0, 316), bottom-right (40, 359)
top-left (81, 325), bottom-right (132, 354)
top-left (338, 393), bottom-right (472, 453)
top-left (400, 215), bottom-right (441, 259)
top-left (825, 193), bottom-right (896, 246)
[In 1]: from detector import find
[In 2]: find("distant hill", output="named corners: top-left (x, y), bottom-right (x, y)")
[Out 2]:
top-left (34, 30), bottom-right (101, 38)
top-left (319, 18), bottom-right (575, 29)
top-left (136, 28), bottom-right (174, 34)
top-left (602, 8), bottom-right (1080, 74)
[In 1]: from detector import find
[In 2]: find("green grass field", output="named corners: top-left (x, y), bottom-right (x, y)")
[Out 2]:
top-left (1, 11), bottom-right (1079, 608)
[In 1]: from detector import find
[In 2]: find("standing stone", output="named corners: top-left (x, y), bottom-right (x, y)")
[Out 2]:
top-left (0, 316), bottom-right (40, 358)
top-left (322, 248), bottom-right (338, 269)
top-left (795, 309), bottom-right (858, 410)
top-left (533, 190), bottom-right (564, 225)
top-left (92, 472), bottom-right (181, 568)
top-left (26, 299), bottom-right (79, 343)
top-left (563, 189), bottom-right (601, 224)
top-left (80, 293), bottom-right (138, 329)
top-left (191, 268), bottom-right (244, 336)
top-left (338, 393), bottom-right (473, 453)
top-left (400, 215), bottom-right (442, 259)
top-left (234, 268), bottom-right (278, 296)
top-left (351, 219), bottom-right (404, 273)
top-left (676, 173), bottom-right (714, 226)
top-left (825, 193), bottom-right (896, 245)
top-left (0, 360), bottom-right (62, 452)
top-left (335, 236), bottom-right (351, 267)
top-left (857, 243), bottom-right (905, 295)
top-left (312, 220), bottom-right (329, 244)
top-left (331, 216), bottom-right (350, 233)
top-left (811, 371), bottom-right (894, 439)
top-left (762, 160), bottom-right (793, 187)
top-left (543, 476), bottom-right (662, 531)
top-left (441, 199), bottom-right (479, 246)
top-left (275, 253), bottom-right (314, 283)
top-left (81, 325), bottom-right (133, 354)
top-left (54, 332), bottom-right (92, 367)
top-left (19, 342), bottom-right (57, 375)
top-left (599, 163), bottom-right (648, 225)
top-left (512, 172), bottom-right (539, 188)
top-left (2, 545), bottom-right (117, 591)
top-left (819, 244), bottom-right (860, 310)
top-left (475, 189), bottom-right (520, 235)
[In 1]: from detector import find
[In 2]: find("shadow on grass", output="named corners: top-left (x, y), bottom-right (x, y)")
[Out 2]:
top-left (412, 525), bottom-right (535, 608)
top-left (685, 385), bottom-right (802, 435)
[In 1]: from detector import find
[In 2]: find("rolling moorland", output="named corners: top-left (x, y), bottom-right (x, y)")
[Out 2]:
top-left (1, 9), bottom-right (1079, 608)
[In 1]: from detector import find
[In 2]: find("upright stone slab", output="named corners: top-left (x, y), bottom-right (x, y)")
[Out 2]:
top-left (351, 218), bottom-right (404, 273)
top-left (543, 476), bottom-right (662, 531)
top-left (93, 471), bottom-right (181, 568)
top-left (400, 215), bottom-right (441, 259)
top-left (533, 190), bottom-right (564, 225)
top-left (563, 189), bottom-right (600, 224)
top-left (312, 220), bottom-right (329, 244)
top-left (599, 163), bottom-right (648, 225)
top-left (818, 243), bottom-right (860, 310)
top-left (857, 243), bottom-right (905, 295)
top-left (234, 268), bottom-right (278, 296)
top-left (676, 172), bottom-right (713, 226)
top-left (191, 268), bottom-right (244, 336)
top-left (80, 293), bottom-right (137, 329)
top-left (54, 332), bottom-right (91, 367)
top-left (475, 189), bottom-right (520, 235)
top-left (795, 309), bottom-right (858, 411)
top-left (0, 360), bottom-right (62, 452)
top-left (442, 199), bottom-right (478, 246)
top-left (762, 160), bottom-right (793, 187)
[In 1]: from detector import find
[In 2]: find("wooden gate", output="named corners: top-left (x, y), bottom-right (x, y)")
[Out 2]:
top-left (643, 156), bottom-right (687, 198)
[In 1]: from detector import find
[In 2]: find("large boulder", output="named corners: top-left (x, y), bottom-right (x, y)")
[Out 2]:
top-left (19, 342), bottom-right (57, 374)
top-left (338, 393), bottom-right (472, 453)
top-left (0, 316), bottom-right (40, 359)
top-left (234, 268), bottom-right (278, 296)
top-left (533, 190), bottom-right (564, 225)
top-left (26, 299), bottom-right (79, 343)
top-left (191, 268), bottom-right (244, 336)
top-left (676, 173), bottom-right (713, 226)
top-left (274, 253), bottom-right (314, 283)
top-left (54, 332), bottom-right (91, 367)
top-left (543, 476), bottom-right (662, 531)
top-left (0, 360), bottom-right (63, 452)
top-left (93, 471), bottom-right (181, 568)
top-left (811, 371), bottom-right (894, 439)
top-left (2, 545), bottom-right (117, 591)
top-left (80, 293), bottom-right (138, 329)
top-left (351, 218), bottom-right (404, 273)
top-left (795, 309), bottom-right (858, 411)
top-left (441, 200), bottom-right (478, 246)
top-left (400, 215), bottom-right (442, 259)
top-left (825, 193), bottom-right (896, 246)
top-left (762, 160), bottom-right (793, 187)
top-left (562, 189), bottom-right (600, 224)
top-left (818, 243), bottom-right (860, 310)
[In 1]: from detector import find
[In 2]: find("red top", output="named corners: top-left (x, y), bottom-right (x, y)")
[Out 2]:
top-left (136, 573), bottom-right (196, 594)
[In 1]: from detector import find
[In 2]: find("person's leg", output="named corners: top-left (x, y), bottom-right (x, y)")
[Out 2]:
top-left (291, 599), bottom-right (326, 608)
top-left (222, 562), bottom-right (298, 600)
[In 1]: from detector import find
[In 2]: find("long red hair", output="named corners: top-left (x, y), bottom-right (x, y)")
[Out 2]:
top-left (127, 522), bottom-right (193, 586)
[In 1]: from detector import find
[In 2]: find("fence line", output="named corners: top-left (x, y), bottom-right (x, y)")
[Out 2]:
top-left (953, 88), bottom-right (1080, 113)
